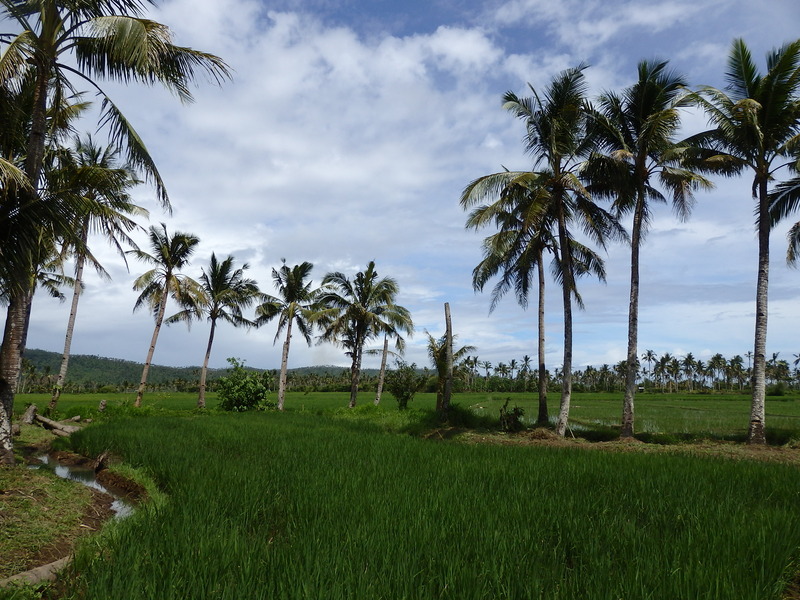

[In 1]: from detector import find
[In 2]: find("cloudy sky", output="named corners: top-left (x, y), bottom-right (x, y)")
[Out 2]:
top-left (11, 0), bottom-right (800, 372)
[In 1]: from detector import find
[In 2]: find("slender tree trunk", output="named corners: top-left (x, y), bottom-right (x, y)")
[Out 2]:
top-left (135, 283), bottom-right (170, 407)
top-left (536, 256), bottom-right (548, 425)
top-left (197, 319), bottom-right (217, 409)
top-left (749, 179), bottom-right (770, 444)
top-left (277, 319), bottom-right (293, 410)
top-left (442, 302), bottom-right (454, 414)
top-left (374, 334), bottom-right (388, 406)
top-left (49, 232), bottom-right (89, 415)
top-left (348, 343), bottom-right (362, 409)
top-left (555, 206), bottom-right (574, 437)
top-left (621, 195), bottom-right (645, 438)
top-left (0, 290), bottom-right (32, 465)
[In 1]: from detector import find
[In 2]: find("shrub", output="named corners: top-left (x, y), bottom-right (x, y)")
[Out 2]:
top-left (499, 398), bottom-right (525, 432)
top-left (217, 358), bottom-right (274, 412)
top-left (385, 360), bottom-right (426, 410)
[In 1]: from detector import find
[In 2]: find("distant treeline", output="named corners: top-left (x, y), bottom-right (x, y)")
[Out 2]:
top-left (19, 349), bottom-right (379, 394)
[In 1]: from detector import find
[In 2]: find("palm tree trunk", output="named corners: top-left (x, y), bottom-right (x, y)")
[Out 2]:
top-left (0, 289), bottom-right (32, 465)
top-left (135, 284), bottom-right (170, 407)
top-left (349, 345), bottom-right (362, 409)
top-left (749, 179), bottom-right (770, 444)
top-left (23, 63), bottom-right (51, 187)
top-left (536, 256), bottom-right (548, 425)
top-left (442, 302), bottom-right (454, 414)
top-left (555, 208), bottom-right (574, 437)
top-left (278, 319), bottom-right (293, 410)
top-left (49, 232), bottom-right (89, 415)
top-left (621, 195), bottom-right (645, 438)
top-left (197, 319), bottom-right (217, 409)
top-left (374, 334), bottom-right (388, 406)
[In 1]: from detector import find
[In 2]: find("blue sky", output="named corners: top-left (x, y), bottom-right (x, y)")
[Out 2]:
top-left (11, 0), bottom-right (800, 372)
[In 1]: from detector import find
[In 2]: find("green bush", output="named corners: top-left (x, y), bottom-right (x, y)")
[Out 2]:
top-left (217, 358), bottom-right (274, 412)
top-left (385, 361), bottom-right (426, 410)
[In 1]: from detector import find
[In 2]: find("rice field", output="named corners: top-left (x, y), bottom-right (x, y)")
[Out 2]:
top-left (60, 410), bottom-right (800, 599)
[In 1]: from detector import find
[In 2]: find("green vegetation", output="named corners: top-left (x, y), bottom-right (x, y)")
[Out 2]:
top-left (58, 411), bottom-right (800, 599)
top-left (0, 428), bottom-right (91, 580)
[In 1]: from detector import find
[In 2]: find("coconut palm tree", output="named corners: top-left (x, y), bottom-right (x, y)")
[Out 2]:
top-left (425, 331), bottom-right (475, 410)
top-left (689, 38), bottom-right (800, 443)
top-left (169, 253), bottom-right (261, 409)
top-left (0, 0), bottom-right (228, 463)
top-left (47, 136), bottom-right (146, 414)
top-left (0, 0), bottom-right (230, 200)
top-left (255, 260), bottom-right (321, 411)
top-left (129, 224), bottom-right (201, 407)
top-left (588, 60), bottom-right (713, 437)
top-left (496, 66), bottom-right (625, 436)
top-left (318, 261), bottom-right (413, 408)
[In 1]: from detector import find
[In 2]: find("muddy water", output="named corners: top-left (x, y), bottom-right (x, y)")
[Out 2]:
top-left (31, 455), bottom-right (134, 518)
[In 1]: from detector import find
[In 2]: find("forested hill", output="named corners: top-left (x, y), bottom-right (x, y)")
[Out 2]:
top-left (22, 349), bottom-right (365, 387)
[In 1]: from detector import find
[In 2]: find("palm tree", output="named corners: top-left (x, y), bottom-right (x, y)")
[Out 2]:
top-left (47, 136), bottom-right (145, 414)
top-left (318, 261), bottom-right (413, 408)
top-left (0, 0), bottom-right (230, 200)
top-left (129, 224), bottom-right (201, 407)
top-left (425, 331), bottom-right (475, 410)
top-left (169, 253), bottom-right (261, 409)
top-left (255, 260), bottom-right (321, 411)
top-left (0, 0), bottom-right (228, 463)
top-left (499, 66), bottom-right (625, 436)
top-left (588, 60), bottom-right (713, 437)
top-left (689, 38), bottom-right (800, 444)
top-left (641, 349), bottom-right (656, 387)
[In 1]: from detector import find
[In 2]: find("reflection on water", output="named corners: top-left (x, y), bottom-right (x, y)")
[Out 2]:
top-left (30, 455), bottom-right (134, 518)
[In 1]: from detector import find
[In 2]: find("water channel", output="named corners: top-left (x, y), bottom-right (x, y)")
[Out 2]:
top-left (29, 455), bottom-right (134, 518)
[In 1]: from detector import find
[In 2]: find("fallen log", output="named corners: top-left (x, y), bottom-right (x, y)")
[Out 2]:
top-left (21, 404), bottom-right (37, 425)
top-left (34, 414), bottom-right (81, 436)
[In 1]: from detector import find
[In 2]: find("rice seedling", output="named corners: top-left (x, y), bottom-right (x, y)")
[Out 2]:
top-left (61, 412), bottom-right (800, 599)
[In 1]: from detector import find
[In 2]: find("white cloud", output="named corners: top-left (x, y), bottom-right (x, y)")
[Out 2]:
top-left (13, 0), bottom-right (800, 376)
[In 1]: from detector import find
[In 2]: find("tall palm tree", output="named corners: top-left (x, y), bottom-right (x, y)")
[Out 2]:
top-left (588, 60), bottom-right (713, 437)
top-left (169, 253), bottom-right (261, 409)
top-left (0, 0), bottom-right (228, 463)
top-left (255, 260), bottom-right (321, 411)
top-left (497, 66), bottom-right (625, 436)
top-left (689, 38), bottom-right (800, 443)
top-left (129, 223), bottom-right (200, 407)
top-left (318, 261), bottom-right (413, 408)
top-left (47, 135), bottom-right (146, 414)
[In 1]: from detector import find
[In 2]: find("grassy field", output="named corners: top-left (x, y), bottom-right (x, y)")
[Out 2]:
top-left (57, 411), bottom-right (800, 599)
top-left (17, 389), bottom-right (800, 443)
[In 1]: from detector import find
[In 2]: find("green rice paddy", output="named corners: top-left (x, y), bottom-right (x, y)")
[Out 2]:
top-left (42, 393), bottom-right (800, 600)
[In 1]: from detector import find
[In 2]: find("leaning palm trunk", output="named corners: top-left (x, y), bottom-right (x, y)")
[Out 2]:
top-left (374, 335), bottom-right (389, 405)
top-left (49, 229), bottom-right (89, 415)
top-left (621, 195), bottom-right (645, 438)
top-left (135, 285), bottom-right (170, 407)
top-left (277, 319), bottom-right (293, 410)
top-left (0, 289), bottom-right (32, 464)
top-left (555, 211), bottom-right (574, 437)
top-left (749, 180), bottom-right (770, 444)
top-left (197, 319), bottom-right (217, 409)
top-left (536, 258), bottom-right (548, 425)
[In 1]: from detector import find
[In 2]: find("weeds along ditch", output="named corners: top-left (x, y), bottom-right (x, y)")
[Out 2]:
top-left (64, 412), bottom-right (800, 600)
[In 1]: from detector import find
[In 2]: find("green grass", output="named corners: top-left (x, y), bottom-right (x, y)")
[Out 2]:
top-left (61, 412), bottom-right (800, 599)
top-left (17, 389), bottom-right (800, 443)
